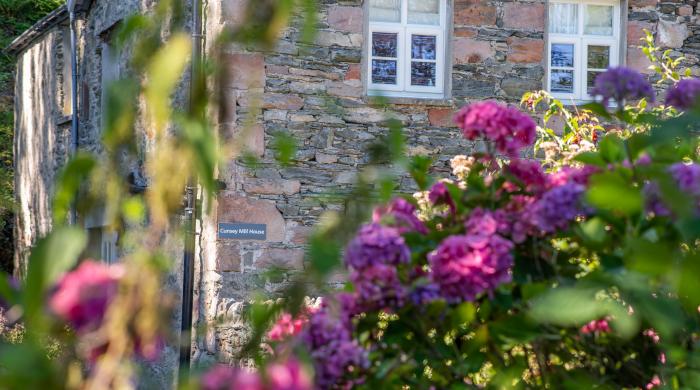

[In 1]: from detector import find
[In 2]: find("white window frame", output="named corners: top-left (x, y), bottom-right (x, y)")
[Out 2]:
top-left (547, 0), bottom-right (621, 102)
top-left (367, 0), bottom-right (448, 99)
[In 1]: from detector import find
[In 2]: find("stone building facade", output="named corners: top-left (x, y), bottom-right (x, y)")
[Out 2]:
top-left (9, 0), bottom-right (700, 386)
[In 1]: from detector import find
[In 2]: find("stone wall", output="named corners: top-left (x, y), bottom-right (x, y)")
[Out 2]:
top-left (14, 28), bottom-right (71, 275)
top-left (201, 0), bottom-right (700, 364)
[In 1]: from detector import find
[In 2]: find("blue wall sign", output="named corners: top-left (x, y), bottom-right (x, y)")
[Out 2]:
top-left (218, 223), bottom-right (267, 240)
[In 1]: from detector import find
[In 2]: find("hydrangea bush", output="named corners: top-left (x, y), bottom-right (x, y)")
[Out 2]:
top-left (234, 70), bottom-right (700, 389)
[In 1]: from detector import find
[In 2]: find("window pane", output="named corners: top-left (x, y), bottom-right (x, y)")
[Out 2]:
top-left (411, 62), bottom-right (436, 86)
top-left (372, 60), bottom-right (398, 84)
top-left (370, 0), bottom-right (401, 23)
top-left (587, 45), bottom-right (610, 69)
top-left (372, 32), bottom-right (398, 57)
top-left (408, 0), bottom-right (440, 25)
top-left (551, 70), bottom-right (574, 93)
top-left (587, 71), bottom-right (604, 93)
top-left (549, 3), bottom-right (578, 34)
top-left (584, 5), bottom-right (613, 36)
top-left (412, 35), bottom-right (436, 60)
top-left (551, 43), bottom-right (574, 67)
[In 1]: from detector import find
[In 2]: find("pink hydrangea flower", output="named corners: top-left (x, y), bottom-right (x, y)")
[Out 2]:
top-left (546, 165), bottom-right (598, 189)
top-left (505, 158), bottom-right (547, 193)
top-left (580, 319), bottom-right (611, 334)
top-left (646, 375), bottom-right (662, 389)
top-left (266, 359), bottom-right (313, 390)
top-left (201, 365), bottom-right (263, 390)
top-left (428, 233), bottom-right (514, 303)
top-left (49, 260), bottom-right (125, 334)
top-left (267, 312), bottom-right (310, 342)
top-left (454, 101), bottom-right (536, 156)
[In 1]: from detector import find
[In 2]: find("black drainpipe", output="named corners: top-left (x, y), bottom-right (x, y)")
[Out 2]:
top-left (179, 0), bottom-right (203, 383)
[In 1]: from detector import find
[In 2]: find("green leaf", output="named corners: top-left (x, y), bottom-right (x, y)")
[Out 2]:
top-left (408, 155), bottom-right (433, 191)
top-left (307, 234), bottom-right (341, 276)
top-left (576, 217), bottom-right (609, 247)
top-left (144, 33), bottom-right (192, 134)
top-left (586, 172), bottom-right (642, 216)
top-left (599, 134), bottom-right (626, 163)
top-left (271, 131), bottom-right (298, 167)
top-left (52, 153), bottom-right (97, 225)
top-left (574, 152), bottom-right (606, 167)
top-left (581, 102), bottom-right (612, 119)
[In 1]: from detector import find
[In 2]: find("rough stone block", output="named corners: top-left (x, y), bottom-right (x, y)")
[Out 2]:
top-left (327, 6), bottom-right (363, 34)
top-left (345, 64), bottom-right (361, 81)
top-left (629, 0), bottom-right (658, 9)
top-left (503, 3), bottom-right (545, 31)
top-left (218, 196), bottom-right (286, 242)
top-left (326, 80), bottom-right (363, 98)
top-left (627, 47), bottom-right (654, 74)
top-left (216, 243), bottom-right (242, 272)
top-left (428, 108), bottom-right (456, 127)
top-left (263, 93), bottom-right (304, 110)
top-left (255, 248), bottom-right (305, 270)
top-left (315, 31), bottom-right (363, 48)
top-left (506, 37), bottom-right (544, 63)
top-left (453, 37), bottom-right (494, 64)
top-left (627, 20), bottom-right (655, 45)
top-left (454, 1), bottom-right (497, 26)
top-left (656, 19), bottom-right (688, 48)
top-left (315, 152), bottom-right (338, 164)
top-left (244, 178), bottom-right (301, 195)
top-left (221, 0), bottom-right (246, 25)
top-left (224, 53), bottom-right (265, 89)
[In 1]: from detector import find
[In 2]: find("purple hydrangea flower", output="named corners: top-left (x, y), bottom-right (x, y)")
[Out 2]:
top-left (532, 182), bottom-right (587, 233)
top-left (345, 224), bottom-right (411, 311)
top-left (345, 224), bottom-right (410, 270)
top-left (409, 282), bottom-right (442, 306)
top-left (428, 234), bottom-right (514, 303)
top-left (669, 162), bottom-right (700, 196)
top-left (454, 101), bottom-right (536, 156)
top-left (350, 264), bottom-right (407, 309)
top-left (590, 66), bottom-right (655, 106)
top-left (302, 297), bottom-right (368, 389)
top-left (372, 198), bottom-right (428, 234)
top-left (643, 182), bottom-right (672, 217)
top-left (665, 78), bottom-right (700, 110)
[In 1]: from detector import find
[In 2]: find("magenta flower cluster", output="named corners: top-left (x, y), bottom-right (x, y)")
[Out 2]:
top-left (345, 223), bottom-right (411, 310)
top-left (665, 78), bottom-right (700, 110)
top-left (590, 66), bottom-right (655, 106)
top-left (201, 359), bottom-right (311, 390)
top-left (428, 181), bottom-right (456, 214)
top-left (454, 101), bottom-right (536, 156)
top-left (302, 297), bottom-right (368, 389)
top-left (428, 232), bottom-right (514, 303)
top-left (49, 261), bottom-right (124, 334)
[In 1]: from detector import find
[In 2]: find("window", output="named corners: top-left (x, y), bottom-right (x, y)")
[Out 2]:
top-left (84, 208), bottom-right (119, 263)
top-left (367, 0), bottom-right (447, 99)
top-left (547, 1), bottom-right (620, 101)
